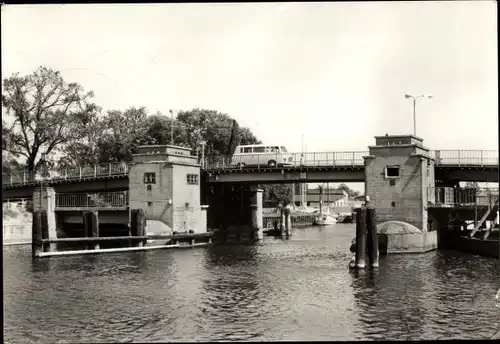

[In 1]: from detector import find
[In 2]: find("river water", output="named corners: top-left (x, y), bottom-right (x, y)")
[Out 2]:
top-left (4, 224), bottom-right (499, 343)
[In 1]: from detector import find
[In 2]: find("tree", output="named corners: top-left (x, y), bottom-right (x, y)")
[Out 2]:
top-left (262, 184), bottom-right (293, 205)
top-left (96, 107), bottom-right (149, 162)
top-left (2, 66), bottom-right (99, 171)
top-left (336, 183), bottom-right (361, 198)
top-left (176, 108), bottom-right (260, 156)
top-left (58, 112), bottom-right (105, 166)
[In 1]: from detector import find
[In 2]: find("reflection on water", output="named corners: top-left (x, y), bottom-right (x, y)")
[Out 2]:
top-left (4, 224), bottom-right (499, 342)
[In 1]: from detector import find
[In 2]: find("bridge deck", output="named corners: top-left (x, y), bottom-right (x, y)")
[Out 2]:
top-left (2, 150), bottom-right (497, 188)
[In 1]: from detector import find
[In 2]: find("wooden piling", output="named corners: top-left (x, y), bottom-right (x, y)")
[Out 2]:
top-left (89, 211), bottom-right (99, 250)
top-left (133, 209), bottom-right (146, 247)
top-left (130, 209), bottom-right (138, 247)
top-left (355, 207), bottom-right (367, 269)
top-left (366, 206), bottom-right (379, 268)
top-left (82, 211), bottom-right (91, 250)
top-left (32, 210), bottom-right (43, 258)
top-left (40, 209), bottom-right (49, 252)
top-left (284, 207), bottom-right (292, 236)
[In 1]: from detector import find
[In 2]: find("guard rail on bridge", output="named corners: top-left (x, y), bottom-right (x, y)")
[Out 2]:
top-left (430, 150), bottom-right (498, 166)
top-left (428, 187), bottom-right (499, 207)
top-left (203, 151), bottom-right (367, 170)
top-left (1, 150), bottom-right (498, 187)
top-left (55, 191), bottom-right (129, 209)
top-left (3, 163), bottom-right (129, 186)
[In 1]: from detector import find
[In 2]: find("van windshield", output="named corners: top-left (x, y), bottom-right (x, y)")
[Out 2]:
top-left (280, 146), bottom-right (288, 153)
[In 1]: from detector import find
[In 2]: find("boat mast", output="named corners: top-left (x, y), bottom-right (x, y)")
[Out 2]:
top-left (327, 182), bottom-right (329, 212)
top-left (319, 185), bottom-right (323, 215)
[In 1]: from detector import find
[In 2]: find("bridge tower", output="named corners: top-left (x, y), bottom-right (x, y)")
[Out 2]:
top-left (364, 134), bottom-right (438, 253)
top-left (128, 145), bottom-right (208, 235)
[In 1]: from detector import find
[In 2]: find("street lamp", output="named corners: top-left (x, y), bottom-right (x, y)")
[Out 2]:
top-left (168, 109), bottom-right (175, 145)
top-left (404, 93), bottom-right (433, 136)
top-left (199, 140), bottom-right (207, 169)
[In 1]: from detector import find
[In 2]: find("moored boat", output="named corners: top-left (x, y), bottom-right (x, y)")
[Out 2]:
top-left (313, 213), bottom-right (337, 226)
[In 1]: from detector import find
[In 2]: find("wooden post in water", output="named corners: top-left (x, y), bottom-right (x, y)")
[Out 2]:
top-left (32, 210), bottom-right (43, 258)
top-left (366, 206), bottom-right (379, 268)
top-left (40, 209), bottom-right (50, 252)
top-left (354, 207), bottom-right (367, 269)
top-left (134, 209), bottom-right (146, 247)
top-left (89, 211), bottom-right (99, 250)
top-left (285, 206), bottom-right (292, 237)
top-left (140, 209), bottom-right (147, 246)
top-left (129, 209), bottom-right (138, 247)
top-left (82, 211), bottom-right (91, 250)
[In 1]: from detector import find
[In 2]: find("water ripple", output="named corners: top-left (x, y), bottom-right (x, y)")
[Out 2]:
top-left (4, 226), bottom-right (500, 342)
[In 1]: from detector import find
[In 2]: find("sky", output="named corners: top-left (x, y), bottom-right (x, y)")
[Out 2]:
top-left (1, 2), bottom-right (498, 192)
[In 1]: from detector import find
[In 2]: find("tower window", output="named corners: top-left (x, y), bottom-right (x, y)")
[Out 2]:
top-left (187, 174), bottom-right (198, 185)
top-left (144, 172), bottom-right (156, 184)
top-left (385, 166), bottom-right (400, 178)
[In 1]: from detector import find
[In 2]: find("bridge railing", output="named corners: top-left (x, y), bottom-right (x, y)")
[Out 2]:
top-left (203, 151), bottom-right (368, 170)
top-left (55, 191), bottom-right (129, 208)
top-left (428, 187), bottom-right (499, 206)
top-left (2, 162), bottom-right (130, 186)
top-left (431, 150), bottom-right (499, 166)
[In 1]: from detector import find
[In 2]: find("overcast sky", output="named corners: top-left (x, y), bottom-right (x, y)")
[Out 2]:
top-left (2, 2), bottom-right (497, 192)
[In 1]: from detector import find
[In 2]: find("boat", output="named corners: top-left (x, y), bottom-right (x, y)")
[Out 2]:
top-left (313, 185), bottom-right (337, 226)
top-left (313, 212), bottom-right (337, 226)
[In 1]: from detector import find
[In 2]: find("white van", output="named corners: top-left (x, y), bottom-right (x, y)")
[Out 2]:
top-left (231, 144), bottom-right (293, 167)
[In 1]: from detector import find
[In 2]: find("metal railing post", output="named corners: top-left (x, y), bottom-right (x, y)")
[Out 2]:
top-left (22, 172), bottom-right (26, 184)
top-left (94, 165), bottom-right (97, 177)
top-left (352, 152), bottom-right (355, 165)
top-left (480, 150), bottom-right (483, 166)
top-left (457, 150), bottom-right (461, 166)
top-left (109, 163), bottom-right (112, 175)
top-left (79, 167), bottom-right (82, 179)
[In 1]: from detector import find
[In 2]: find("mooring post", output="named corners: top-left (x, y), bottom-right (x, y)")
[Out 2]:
top-left (32, 210), bottom-right (43, 258)
top-left (366, 205), bottom-right (379, 268)
top-left (129, 209), bottom-right (137, 247)
top-left (40, 209), bottom-right (50, 252)
top-left (284, 205), bottom-right (292, 237)
top-left (90, 211), bottom-right (99, 250)
top-left (135, 209), bottom-right (145, 247)
top-left (82, 211), bottom-right (91, 250)
top-left (354, 207), bottom-right (367, 269)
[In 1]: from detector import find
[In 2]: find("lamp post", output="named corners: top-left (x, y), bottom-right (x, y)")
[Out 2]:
top-left (199, 140), bottom-right (206, 169)
top-left (404, 93), bottom-right (433, 136)
top-left (168, 109), bottom-right (175, 145)
top-left (39, 153), bottom-right (47, 210)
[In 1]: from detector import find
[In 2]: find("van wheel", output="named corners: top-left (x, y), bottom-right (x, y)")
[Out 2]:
top-left (267, 160), bottom-right (277, 167)
top-left (237, 163), bottom-right (246, 168)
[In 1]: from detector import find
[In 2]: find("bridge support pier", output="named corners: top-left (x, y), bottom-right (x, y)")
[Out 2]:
top-left (251, 188), bottom-right (264, 240)
top-left (206, 183), bottom-right (262, 243)
top-left (33, 187), bottom-right (57, 251)
top-left (364, 134), bottom-right (438, 254)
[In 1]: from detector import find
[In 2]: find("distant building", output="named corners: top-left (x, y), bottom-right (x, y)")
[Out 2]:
top-left (294, 188), bottom-right (349, 208)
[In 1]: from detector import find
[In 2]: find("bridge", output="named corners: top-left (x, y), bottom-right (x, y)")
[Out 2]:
top-left (2, 134), bottom-right (499, 256)
top-left (2, 149), bottom-right (498, 196)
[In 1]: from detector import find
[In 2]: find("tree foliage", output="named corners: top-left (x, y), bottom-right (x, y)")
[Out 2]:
top-left (334, 183), bottom-right (361, 198)
top-left (2, 67), bottom-right (292, 204)
top-left (262, 184), bottom-right (293, 205)
top-left (2, 66), bottom-right (99, 171)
